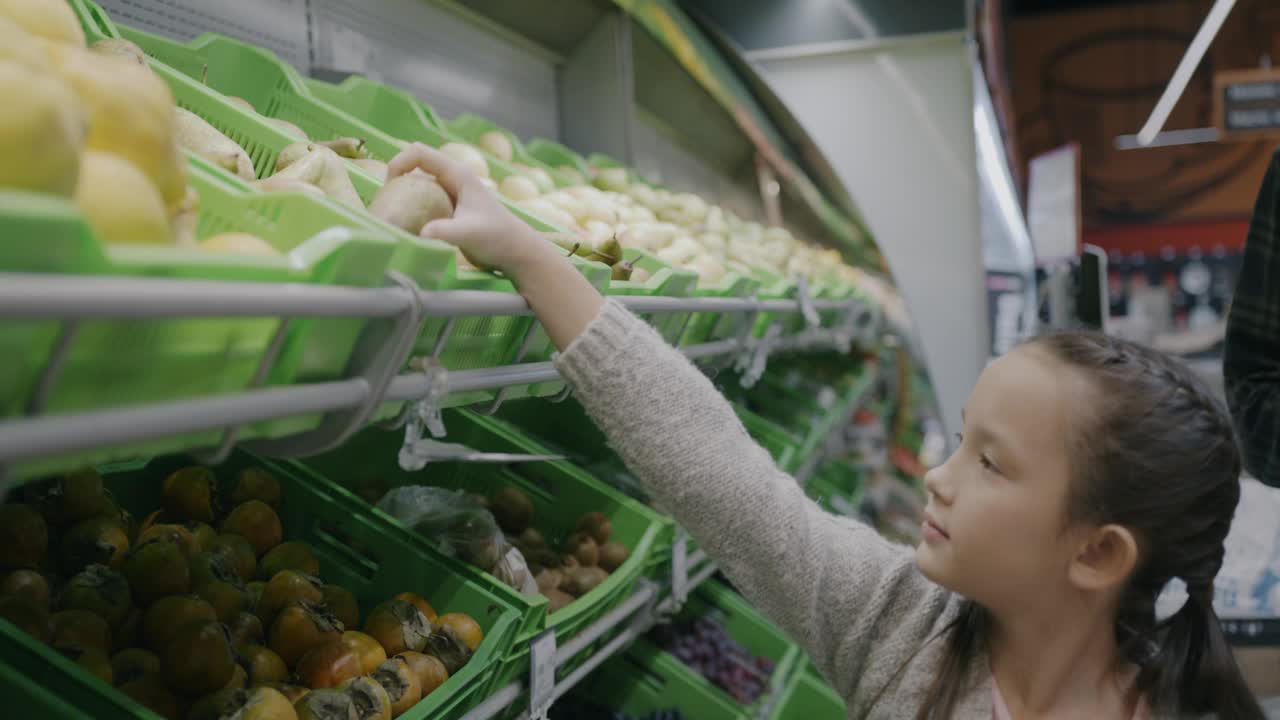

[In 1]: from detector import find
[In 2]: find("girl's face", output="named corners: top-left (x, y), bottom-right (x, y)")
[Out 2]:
top-left (915, 346), bottom-right (1095, 611)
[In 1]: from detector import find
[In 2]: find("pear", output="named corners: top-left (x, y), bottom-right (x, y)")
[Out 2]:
top-left (274, 142), bottom-right (314, 173)
top-left (75, 151), bottom-right (171, 245)
top-left (592, 167), bottom-right (629, 193)
top-left (0, 15), bottom-right (51, 70)
top-left (557, 166), bottom-right (585, 186)
top-left (587, 236), bottom-right (623, 266)
top-left (270, 149), bottom-right (328, 186)
top-left (368, 172), bottom-right (454, 235)
top-left (49, 48), bottom-right (187, 207)
top-left (171, 184), bottom-right (200, 247)
top-left (89, 38), bottom-right (147, 66)
top-left (440, 142), bottom-right (488, 179)
top-left (498, 175), bottom-right (539, 203)
top-left (267, 117), bottom-right (307, 140)
top-left (226, 96), bottom-right (254, 112)
top-left (317, 137), bottom-right (365, 159)
top-left (274, 147), bottom-right (361, 208)
top-left (352, 158), bottom-right (388, 182)
top-left (252, 176), bottom-right (325, 197)
top-left (477, 131), bottom-right (513, 163)
top-left (0, 0), bottom-right (85, 47)
top-left (0, 60), bottom-right (85, 195)
top-left (198, 232), bottom-right (279, 256)
top-left (175, 107), bottom-right (254, 181)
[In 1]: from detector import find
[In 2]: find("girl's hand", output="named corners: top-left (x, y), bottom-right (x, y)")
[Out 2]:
top-left (386, 142), bottom-right (604, 351)
top-left (386, 142), bottom-right (558, 282)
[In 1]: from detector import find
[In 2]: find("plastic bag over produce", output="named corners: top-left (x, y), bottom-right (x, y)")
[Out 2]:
top-left (376, 486), bottom-right (538, 596)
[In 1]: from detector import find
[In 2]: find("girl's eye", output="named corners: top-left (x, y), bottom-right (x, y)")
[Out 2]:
top-left (980, 454), bottom-right (999, 473)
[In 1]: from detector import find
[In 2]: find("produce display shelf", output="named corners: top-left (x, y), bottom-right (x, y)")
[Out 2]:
top-left (0, 273), bottom-right (874, 481)
top-left (80, 0), bottom-right (613, 407)
top-left (767, 671), bottom-right (847, 720)
top-left (298, 409), bottom-right (671, 689)
top-left (0, 450), bottom-right (524, 720)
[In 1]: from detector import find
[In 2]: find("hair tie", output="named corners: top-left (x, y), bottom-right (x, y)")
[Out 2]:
top-left (1154, 576), bottom-right (1190, 622)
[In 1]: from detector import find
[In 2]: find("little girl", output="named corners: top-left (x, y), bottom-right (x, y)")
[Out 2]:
top-left (388, 144), bottom-right (1265, 719)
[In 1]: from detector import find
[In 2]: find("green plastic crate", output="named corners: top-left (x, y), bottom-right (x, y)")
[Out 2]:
top-left (768, 672), bottom-right (846, 720)
top-left (680, 271), bottom-right (762, 347)
top-left (0, 158), bottom-right (401, 480)
top-left (299, 75), bottom-right (616, 403)
top-left (304, 75), bottom-right (448, 136)
top-left (300, 408), bottom-right (668, 690)
top-left (446, 114), bottom-right (576, 189)
top-left (0, 451), bottom-right (522, 720)
top-left (604, 249), bottom-right (699, 345)
top-left (644, 581), bottom-right (800, 717)
top-left (523, 139), bottom-right (591, 184)
top-left (120, 28), bottom-right (405, 164)
top-left (576, 643), bottom-right (748, 720)
top-left (68, 0), bottom-right (113, 42)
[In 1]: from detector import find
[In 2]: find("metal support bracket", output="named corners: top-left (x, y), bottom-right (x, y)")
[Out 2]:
top-left (473, 319), bottom-right (545, 416)
top-left (194, 318), bottom-right (295, 465)
top-left (795, 276), bottom-right (821, 330)
top-left (737, 322), bottom-right (782, 388)
top-left (242, 271), bottom-right (425, 457)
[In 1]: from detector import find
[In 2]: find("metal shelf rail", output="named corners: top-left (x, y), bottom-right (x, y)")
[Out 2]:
top-left (0, 271), bottom-right (881, 479)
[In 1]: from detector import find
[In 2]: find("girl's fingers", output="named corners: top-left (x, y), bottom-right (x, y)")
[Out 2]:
top-left (387, 143), bottom-right (470, 194)
top-left (420, 217), bottom-right (466, 246)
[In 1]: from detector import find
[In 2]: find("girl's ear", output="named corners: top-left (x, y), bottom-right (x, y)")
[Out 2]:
top-left (1068, 524), bottom-right (1139, 592)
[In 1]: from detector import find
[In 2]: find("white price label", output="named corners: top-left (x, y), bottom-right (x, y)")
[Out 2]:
top-left (528, 629), bottom-right (557, 719)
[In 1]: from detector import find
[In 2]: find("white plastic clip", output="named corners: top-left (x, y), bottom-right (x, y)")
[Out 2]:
top-left (398, 358), bottom-right (449, 471)
top-left (736, 322), bottom-right (781, 388)
top-left (795, 276), bottom-right (821, 329)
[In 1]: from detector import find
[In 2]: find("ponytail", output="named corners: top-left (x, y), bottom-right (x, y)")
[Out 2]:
top-left (1139, 585), bottom-right (1264, 719)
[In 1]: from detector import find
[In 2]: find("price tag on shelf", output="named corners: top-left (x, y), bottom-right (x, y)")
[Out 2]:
top-left (527, 629), bottom-right (557, 720)
top-left (671, 531), bottom-right (690, 608)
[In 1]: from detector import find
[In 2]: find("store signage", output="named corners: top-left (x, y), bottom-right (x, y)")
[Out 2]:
top-left (1214, 68), bottom-right (1280, 139)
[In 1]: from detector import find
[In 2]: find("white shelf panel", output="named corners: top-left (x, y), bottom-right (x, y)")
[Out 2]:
top-left (309, 0), bottom-right (559, 141)
top-left (97, 0), bottom-right (310, 71)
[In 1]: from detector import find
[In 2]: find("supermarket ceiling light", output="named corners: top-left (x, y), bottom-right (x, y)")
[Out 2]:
top-left (1134, 0), bottom-right (1237, 147)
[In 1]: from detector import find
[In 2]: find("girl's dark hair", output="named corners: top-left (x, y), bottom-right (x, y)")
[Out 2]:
top-left (917, 331), bottom-right (1263, 719)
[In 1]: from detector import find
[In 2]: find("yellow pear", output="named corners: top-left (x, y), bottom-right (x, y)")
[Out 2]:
top-left (89, 38), bottom-right (147, 66)
top-left (0, 60), bottom-right (85, 195)
top-left (75, 151), bottom-right (172, 245)
top-left (175, 107), bottom-right (255, 180)
top-left (48, 47), bottom-right (187, 208)
top-left (0, 15), bottom-right (51, 69)
top-left (198, 232), bottom-right (279, 256)
top-left (0, 0), bottom-right (85, 47)
top-left (171, 184), bottom-right (200, 247)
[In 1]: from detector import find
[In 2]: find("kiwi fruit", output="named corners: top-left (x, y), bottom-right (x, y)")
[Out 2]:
top-left (574, 512), bottom-right (611, 545)
top-left (571, 537), bottom-right (598, 567)
top-left (517, 528), bottom-right (546, 550)
top-left (489, 488), bottom-right (533, 535)
top-left (534, 569), bottom-right (562, 595)
top-left (561, 567), bottom-right (607, 597)
top-left (544, 589), bottom-right (574, 614)
top-left (598, 542), bottom-right (630, 572)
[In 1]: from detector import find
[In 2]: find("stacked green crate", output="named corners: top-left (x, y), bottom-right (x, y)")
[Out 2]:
top-left (637, 582), bottom-right (800, 718)
top-left (768, 672), bottom-right (847, 720)
top-left (300, 74), bottom-right (616, 402)
top-left (572, 643), bottom-right (748, 720)
top-left (0, 452), bottom-right (522, 720)
top-left (446, 114), bottom-right (577, 188)
top-left (299, 408), bottom-right (669, 691)
top-left (524, 139), bottom-right (592, 183)
top-left (0, 154), bottom-right (401, 481)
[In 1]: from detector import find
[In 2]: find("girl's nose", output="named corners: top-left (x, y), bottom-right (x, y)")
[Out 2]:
top-left (923, 463), bottom-right (954, 506)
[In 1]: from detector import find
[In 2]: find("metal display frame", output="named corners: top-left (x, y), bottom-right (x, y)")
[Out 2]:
top-left (0, 269), bottom-right (879, 720)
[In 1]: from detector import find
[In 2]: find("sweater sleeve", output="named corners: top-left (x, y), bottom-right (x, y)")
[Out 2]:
top-left (554, 301), bottom-right (956, 707)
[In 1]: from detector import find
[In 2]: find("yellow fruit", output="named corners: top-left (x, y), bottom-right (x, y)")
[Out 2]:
top-left (89, 38), bottom-right (146, 66)
top-left (175, 107), bottom-right (254, 181)
top-left (198, 232), bottom-right (280, 256)
top-left (0, 15), bottom-right (50, 69)
top-left (49, 48), bottom-right (185, 207)
top-left (74, 151), bottom-right (171, 245)
top-left (0, 61), bottom-right (84, 195)
top-left (0, 0), bottom-right (85, 47)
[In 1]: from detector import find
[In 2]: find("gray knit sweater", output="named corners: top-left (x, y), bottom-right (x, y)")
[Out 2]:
top-left (554, 301), bottom-right (994, 719)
